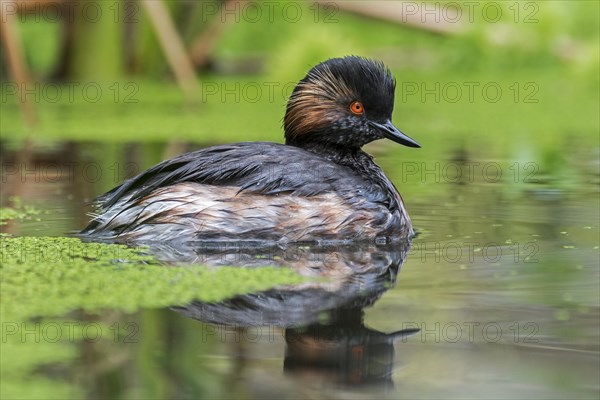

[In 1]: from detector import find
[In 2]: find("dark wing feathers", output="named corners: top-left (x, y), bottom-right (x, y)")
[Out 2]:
top-left (97, 142), bottom-right (366, 210)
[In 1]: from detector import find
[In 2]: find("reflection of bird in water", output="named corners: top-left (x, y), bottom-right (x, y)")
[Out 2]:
top-left (82, 56), bottom-right (420, 244)
top-left (173, 242), bottom-right (419, 389)
top-left (172, 241), bottom-right (410, 325)
top-left (284, 307), bottom-right (419, 388)
top-left (141, 240), bottom-right (407, 279)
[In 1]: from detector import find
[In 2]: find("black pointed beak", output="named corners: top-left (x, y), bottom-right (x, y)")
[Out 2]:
top-left (371, 120), bottom-right (421, 148)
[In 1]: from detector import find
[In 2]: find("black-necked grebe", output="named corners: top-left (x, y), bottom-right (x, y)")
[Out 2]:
top-left (82, 56), bottom-right (420, 243)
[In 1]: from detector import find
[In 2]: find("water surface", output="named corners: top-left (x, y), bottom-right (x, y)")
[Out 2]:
top-left (1, 138), bottom-right (598, 399)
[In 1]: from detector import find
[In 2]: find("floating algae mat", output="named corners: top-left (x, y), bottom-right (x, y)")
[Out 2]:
top-left (0, 233), bottom-right (305, 399)
top-left (0, 202), bottom-right (45, 226)
top-left (0, 236), bottom-right (305, 319)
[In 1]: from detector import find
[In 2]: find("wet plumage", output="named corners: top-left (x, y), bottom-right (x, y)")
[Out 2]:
top-left (82, 56), bottom-right (420, 244)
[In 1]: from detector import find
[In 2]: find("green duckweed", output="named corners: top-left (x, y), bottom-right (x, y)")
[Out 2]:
top-left (1, 236), bottom-right (305, 320)
top-left (1, 235), bottom-right (306, 399)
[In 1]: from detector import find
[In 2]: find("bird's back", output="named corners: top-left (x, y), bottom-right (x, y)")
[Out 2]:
top-left (82, 142), bottom-right (412, 243)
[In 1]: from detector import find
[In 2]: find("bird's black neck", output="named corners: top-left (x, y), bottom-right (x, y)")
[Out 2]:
top-left (290, 139), bottom-right (402, 213)
top-left (291, 141), bottom-right (368, 168)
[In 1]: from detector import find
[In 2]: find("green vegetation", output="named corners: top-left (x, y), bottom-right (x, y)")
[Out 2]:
top-left (0, 235), bottom-right (305, 399)
top-left (1, 1), bottom-right (597, 145)
top-left (1, 236), bottom-right (305, 320)
top-left (0, 200), bottom-right (44, 225)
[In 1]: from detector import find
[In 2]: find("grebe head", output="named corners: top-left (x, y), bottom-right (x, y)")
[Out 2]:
top-left (284, 56), bottom-right (420, 150)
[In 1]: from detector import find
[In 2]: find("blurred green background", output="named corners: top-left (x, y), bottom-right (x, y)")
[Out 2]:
top-left (1, 0), bottom-right (598, 146)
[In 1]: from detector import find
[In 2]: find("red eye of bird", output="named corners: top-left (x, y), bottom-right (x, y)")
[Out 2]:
top-left (349, 101), bottom-right (364, 115)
